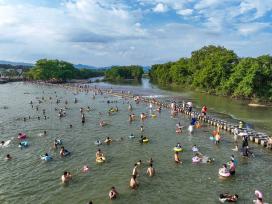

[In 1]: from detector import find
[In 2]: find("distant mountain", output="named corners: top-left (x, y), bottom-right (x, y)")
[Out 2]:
top-left (74, 64), bottom-right (98, 69)
top-left (0, 60), bottom-right (33, 66)
top-left (143, 66), bottom-right (151, 72)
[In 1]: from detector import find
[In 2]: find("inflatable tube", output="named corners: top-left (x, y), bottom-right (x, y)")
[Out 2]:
top-left (143, 139), bottom-right (149, 143)
top-left (63, 151), bottom-right (70, 157)
top-left (96, 156), bottom-right (106, 163)
top-left (19, 141), bottom-right (29, 148)
top-left (176, 129), bottom-right (181, 133)
top-left (219, 198), bottom-right (227, 203)
top-left (209, 136), bottom-right (215, 141)
top-left (128, 135), bottom-right (135, 139)
top-left (192, 147), bottom-right (199, 152)
top-left (1, 140), bottom-right (11, 148)
top-left (151, 114), bottom-right (157, 118)
top-left (55, 139), bottom-right (62, 145)
top-left (94, 141), bottom-right (102, 145)
top-left (173, 147), bottom-right (183, 152)
top-left (188, 125), bottom-right (194, 133)
top-left (192, 156), bottom-right (201, 163)
top-left (219, 169), bottom-right (230, 177)
top-left (254, 190), bottom-right (263, 199)
top-left (18, 133), bottom-right (27, 140)
top-left (41, 155), bottom-right (52, 161)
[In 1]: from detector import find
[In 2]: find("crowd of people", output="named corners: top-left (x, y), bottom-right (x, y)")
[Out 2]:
top-left (1, 82), bottom-right (268, 204)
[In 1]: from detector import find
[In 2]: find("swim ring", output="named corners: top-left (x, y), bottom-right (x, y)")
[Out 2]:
top-left (173, 147), bottom-right (183, 152)
top-left (55, 139), bottom-right (62, 145)
top-left (192, 147), bottom-right (199, 152)
top-left (19, 141), bottom-right (29, 148)
top-left (143, 139), bottom-right (149, 143)
top-left (18, 133), bottom-right (27, 140)
top-left (94, 140), bottom-right (102, 145)
top-left (151, 114), bottom-right (157, 118)
top-left (41, 155), bottom-right (53, 161)
top-left (192, 156), bottom-right (201, 163)
top-left (176, 129), bottom-right (181, 133)
top-left (188, 125), bottom-right (194, 133)
top-left (96, 156), bottom-right (106, 163)
top-left (63, 151), bottom-right (70, 157)
top-left (219, 169), bottom-right (230, 177)
top-left (209, 136), bottom-right (215, 141)
top-left (128, 135), bottom-right (135, 139)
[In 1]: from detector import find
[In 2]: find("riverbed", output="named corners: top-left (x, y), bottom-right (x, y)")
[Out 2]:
top-left (0, 82), bottom-right (271, 204)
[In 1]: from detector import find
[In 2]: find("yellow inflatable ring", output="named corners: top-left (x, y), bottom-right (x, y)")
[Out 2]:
top-left (173, 147), bottom-right (183, 152)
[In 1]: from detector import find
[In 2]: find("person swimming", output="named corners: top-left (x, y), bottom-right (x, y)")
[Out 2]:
top-left (139, 135), bottom-right (147, 144)
top-left (61, 171), bottom-right (72, 183)
top-left (5, 154), bottom-right (12, 160)
top-left (219, 193), bottom-right (239, 202)
top-left (108, 186), bottom-right (118, 200)
top-left (192, 145), bottom-right (199, 152)
top-left (104, 137), bottom-right (112, 144)
top-left (96, 149), bottom-right (104, 159)
top-left (60, 146), bottom-right (70, 157)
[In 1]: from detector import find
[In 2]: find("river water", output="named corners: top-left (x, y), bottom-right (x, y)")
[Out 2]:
top-left (0, 81), bottom-right (271, 204)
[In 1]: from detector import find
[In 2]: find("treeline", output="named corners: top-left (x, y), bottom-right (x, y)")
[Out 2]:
top-left (26, 59), bottom-right (104, 81)
top-left (149, 45), bottom-right (272, 100)
top-left (0, 64), bottom-right (32, 69)
top-left (105, 65), bottom-right (144, 81)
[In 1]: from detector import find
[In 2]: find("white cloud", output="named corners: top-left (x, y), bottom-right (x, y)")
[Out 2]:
top-left (177, 9), bottom-right (193, 16)
top-left (153, 3), bottom-right (168, 13)
top-left (239, 0), bottom-right (272, 18)
top-left (0, 0), bottom-right (271, 66)
top-left (238, 22), bottom-right (271, 35)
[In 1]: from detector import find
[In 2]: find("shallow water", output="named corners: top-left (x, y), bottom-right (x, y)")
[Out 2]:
top-left (0, 82), bottom-right (271, 204)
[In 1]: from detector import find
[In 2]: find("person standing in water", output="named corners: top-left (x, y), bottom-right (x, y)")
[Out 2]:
top-left (174, 152), bottom-right (181, 164)
top-left (146, 164), bottom-right (155, 177)
top-left (61, 171), bottom-right (72, 183)
top-left (129, 175), bottom-right (138, 189)
top-left (132, 163), bottom-right (139, 177)
top-left (108, 186), bottom-right (118, 200)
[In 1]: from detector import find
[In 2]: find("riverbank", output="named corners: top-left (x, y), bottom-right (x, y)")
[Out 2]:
top-left (153, 82), bottom-right (272, 107)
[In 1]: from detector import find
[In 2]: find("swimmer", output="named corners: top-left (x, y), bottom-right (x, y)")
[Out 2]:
top-left (5, 154), bottom-right (12, 160)
top-left (137, 160), bottom-right (142, 166)
top-left (104, 137), bottom-right (112, 144)
top-left (139, 135), bottom-right (147, 144)
top-left (60, 146), bottom-right (70, 157)
top-left (176, 143), bottom-right (182, 148)
top-left (96, 149), bottom-right (104, 159)
top-left (109, 186), bottom-right (118, 200)
top-left (192, 145), bottom-right (199, 152)
top-left (146, 164), bottom-right (155, 177)
top-left (254, 190), bottom-right (264, 204)
top-left (61, 171), bottom-right (72, 183)
top-left (174, 152), bottom-right (181, 164)
top-left (129, 175), bottom-right (138, 189)
top-left (228, 160), bottom-right (236, 175)
top-left (219, 193), bottom-right (238, 202)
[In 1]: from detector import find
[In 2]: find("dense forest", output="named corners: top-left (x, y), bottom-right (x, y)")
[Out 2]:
top-left (149, 45), bottom-right (272, 101)
top-left (105, 65), bottom-right (144, 81)
top-left (26, 59), bottom-right (104, 81)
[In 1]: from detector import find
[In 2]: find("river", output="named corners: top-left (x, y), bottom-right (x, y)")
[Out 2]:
top-left (0, 81), bottom-right (271, 204)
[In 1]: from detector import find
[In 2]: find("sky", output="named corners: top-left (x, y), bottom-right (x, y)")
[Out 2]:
top-left (0, 0), bottom-right (271, 66)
